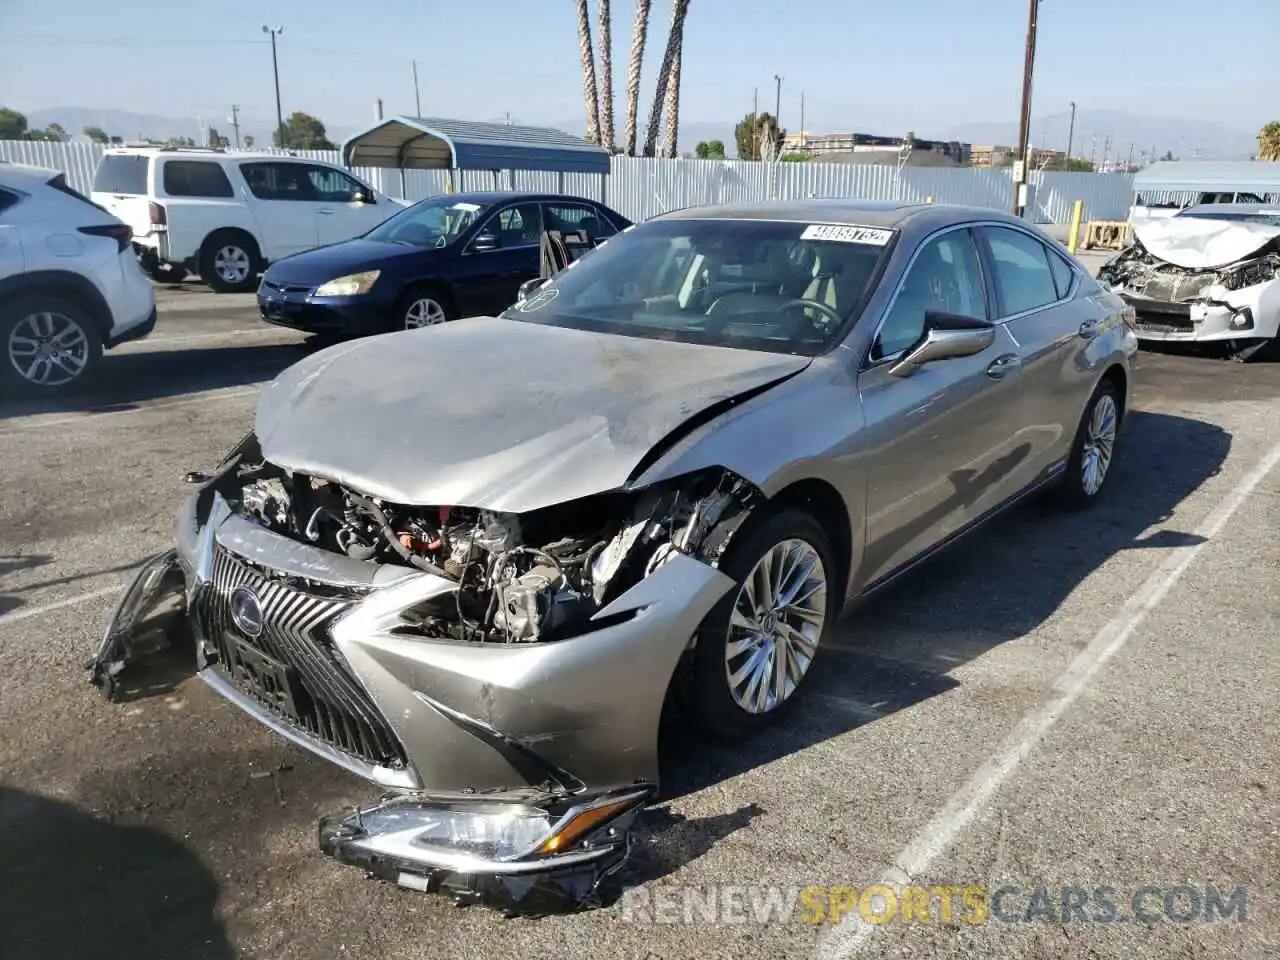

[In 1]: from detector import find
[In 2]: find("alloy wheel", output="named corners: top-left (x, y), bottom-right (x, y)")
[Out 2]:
top-left (404, 298), bottom-right (447, 329)
top-left (724, 538), bottom-right (828, 714)
top-left (1081, 393), bottom-right (1118, 496)
top-left (7, 311), bottom-right (91, 387)
top-left (214, 245), bottom-right (251, 285)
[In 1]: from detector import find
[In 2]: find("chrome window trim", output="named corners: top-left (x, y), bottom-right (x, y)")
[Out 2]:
top-left (978, 222), bottom-right (1079, 321)
top-left (861, 221), bottom-right (990, 370)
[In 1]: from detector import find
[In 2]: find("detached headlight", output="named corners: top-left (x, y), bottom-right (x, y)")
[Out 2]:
top-left (314, 270), bottom-right (380, 297)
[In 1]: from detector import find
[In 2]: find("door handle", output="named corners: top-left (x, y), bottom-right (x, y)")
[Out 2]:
top-left (986, 353), bottom-right (1022, 379)
top-left (317, 208), bottom-right (335, 216)
top-left (1077, 319), bottom-right (1100, 340)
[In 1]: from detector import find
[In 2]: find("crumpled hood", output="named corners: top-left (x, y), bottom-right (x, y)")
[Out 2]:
top-left (1132, 217), bottom-right (1280, 269)
top-left (254, 317), bottom-right (810, 512)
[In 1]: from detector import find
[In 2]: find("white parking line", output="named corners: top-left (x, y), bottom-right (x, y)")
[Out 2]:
top-left (814, 437), bottom-right (1280, 960)
top-left (0, 384), bottom-right (260, 432)
top-left (0, 583), bottom-right (123, 628)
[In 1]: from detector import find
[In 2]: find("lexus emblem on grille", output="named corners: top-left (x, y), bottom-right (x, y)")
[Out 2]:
top-left (229, 586), bottom-right (264, 638)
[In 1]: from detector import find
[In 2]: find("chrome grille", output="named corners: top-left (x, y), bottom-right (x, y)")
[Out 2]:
top-left (195, 545), bottom-right (408, 770)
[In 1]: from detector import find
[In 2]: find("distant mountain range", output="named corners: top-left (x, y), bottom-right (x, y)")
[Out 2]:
top-left (21, 106), bottom-right (1262, 162)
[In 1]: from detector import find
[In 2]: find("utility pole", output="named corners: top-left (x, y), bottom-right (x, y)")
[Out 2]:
top-left (799, 91), bottom-right (806, 151)
top-left (1065, 100), bottom-right (1076, 160)
top-left (1012, 0), bottom-right (1039, 214)
top-left (1126, 143), bottom-right (1134, 171)
top-left (262, 26), bottom-right (286, 149)
top-left (1102, 134), bottom-right (1112, 170)
top-left (751, 87), bottom-right (758, 161)
top-left (412, 60), bottom-right (422, 118)
top-left (228, 105), bottom-right (241, 148)
top-left (774, 74), bottom-right (783, 131)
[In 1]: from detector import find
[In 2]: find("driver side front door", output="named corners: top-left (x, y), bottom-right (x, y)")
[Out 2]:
top-left (855, 226), bottom-right (1029, 589)
top-left (452, 202), bottom-right (544, 316)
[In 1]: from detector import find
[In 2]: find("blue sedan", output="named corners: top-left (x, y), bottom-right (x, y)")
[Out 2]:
top-left (256, 191), bottom-right (631, 336)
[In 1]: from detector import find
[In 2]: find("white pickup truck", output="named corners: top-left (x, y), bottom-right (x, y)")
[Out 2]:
top-left (90, 147), bottom-right (406, 292)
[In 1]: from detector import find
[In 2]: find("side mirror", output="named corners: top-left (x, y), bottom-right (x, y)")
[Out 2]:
top-left (889, 311), bottom-right (995, 378)
top-left (516, 277), bottom-right (547, 303)
top-left (353, 189), bottom-right (375, 204)
top-left (471, 232), bottom-right (499, 253)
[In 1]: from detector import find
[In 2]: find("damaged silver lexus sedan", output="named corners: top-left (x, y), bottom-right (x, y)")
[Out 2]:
top-left (90, 200), bottom-right (1137, 911)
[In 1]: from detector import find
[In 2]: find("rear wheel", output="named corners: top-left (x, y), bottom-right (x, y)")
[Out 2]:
top-left (682, 508), bottom-right (837, 741)
top-left (0, 295), bottom-right (103, 396)
top-left (1053, 378), bottom-right (1121, 509)
top-left (199, 230), bottom-right (261, 293)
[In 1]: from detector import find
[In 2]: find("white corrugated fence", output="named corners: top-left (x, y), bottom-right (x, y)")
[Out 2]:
top-left (0, 139), bottom-right (1136, 224)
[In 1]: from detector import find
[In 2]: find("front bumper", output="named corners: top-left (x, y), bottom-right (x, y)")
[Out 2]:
top-left (257, 282), bottom-right (389, 336)
top-left (90, 483), bottom-right (735, 904)
top-left (1119, 286), bottom-right (1277, 343)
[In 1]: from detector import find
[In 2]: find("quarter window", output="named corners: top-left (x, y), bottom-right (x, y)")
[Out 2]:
top-left (1046, 246), bottom-right (1076, 299)
top-left (872, 230), bottom-right (986, 362)
top-left (983, 226), bottom-right (1060, 316)
top-left (163, 160), bottom-right (234, 198)
top-left (0, 188), bottom-right (19, 215)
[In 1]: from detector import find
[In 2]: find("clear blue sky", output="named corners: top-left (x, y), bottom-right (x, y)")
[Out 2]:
top-left (0, 0), bottom-right (1274, 136)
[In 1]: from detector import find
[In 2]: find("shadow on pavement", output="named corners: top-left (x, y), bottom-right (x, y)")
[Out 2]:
top-left (0, 554), bottom-right (54, 618)
top-left (0, 342), bottom-right (316, 421)
top-left (0, 786), bottom-right (234, 960)
top-left (646, 409), bottom-right (1229, 867)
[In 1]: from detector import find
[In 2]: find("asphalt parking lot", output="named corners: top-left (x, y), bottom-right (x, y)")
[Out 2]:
top-left (1, 276), bottom-right (1277, 960)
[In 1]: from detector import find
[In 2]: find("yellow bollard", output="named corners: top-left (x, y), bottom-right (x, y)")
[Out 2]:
top-left (1067, 199), bottom-right (1084, 254)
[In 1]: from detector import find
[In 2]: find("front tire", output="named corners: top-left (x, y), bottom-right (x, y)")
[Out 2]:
top-left (199, 230), bottom-right (261, 293)
top-left (0, 295), bottom-right (103, 396)
top-left (683, 508), bottom-right (837, 741)
top-left (1053, 378), bottom-right (1121, 509)
top-left (397, 284), bottom-right (454, 330)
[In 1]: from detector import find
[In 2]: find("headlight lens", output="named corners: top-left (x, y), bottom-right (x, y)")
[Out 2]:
top-left (314, 270), bottom-right (380, 297)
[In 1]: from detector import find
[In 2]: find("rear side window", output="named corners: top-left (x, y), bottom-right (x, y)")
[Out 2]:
top-left (0, 188), bottom-right (21, 215)
top-left (163, 160), bottom-right (234, 198)
top-left (93, 155), bottom-right (149, 195)
top-left (982, 226), bottom-right (1060, 317)
top-left (543, 202), bottom-right (618, 239)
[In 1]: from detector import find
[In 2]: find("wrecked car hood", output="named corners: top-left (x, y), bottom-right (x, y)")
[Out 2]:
top-left (255, 317), bottom-right (810, 512)
top-left (1131, 217), bottom-right (1280, 270)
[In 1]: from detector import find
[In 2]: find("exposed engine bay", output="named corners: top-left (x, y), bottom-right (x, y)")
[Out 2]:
top-left (1098, 237), bottom-right (1280, 303)
top-left (222, 435), bottom-right (761, 644)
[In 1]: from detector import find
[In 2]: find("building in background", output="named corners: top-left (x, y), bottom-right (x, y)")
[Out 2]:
top-left (782, 131), bottom-right (971, 165)
top-left (971, 145), bottom-right (1068, 168)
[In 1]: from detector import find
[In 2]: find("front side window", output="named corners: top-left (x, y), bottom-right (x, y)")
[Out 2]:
top-left (476, 202), bottom-right (545, 248)
top-left (163, 160), bottom-right (234, 198)
top-left (240, 162), bottom-right (315, 201)
top-left (871, 230), bottom-right (986, 362)
top-left (306, 165), bottom-right (365, 203)
top-left (364, 197), bottom-right (489, 247)
top-left (544, 203), bottom-right (617, 239)
top-left (982, 226), bottom-right (1060, 317)
top-left (505, 218), bottom-right (893, 356)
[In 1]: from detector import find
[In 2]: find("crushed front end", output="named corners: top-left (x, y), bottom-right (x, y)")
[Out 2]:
top-left (1098, 235), bottom-right (1280, 353)
top-left (89, 433), bottom-right (758, 909)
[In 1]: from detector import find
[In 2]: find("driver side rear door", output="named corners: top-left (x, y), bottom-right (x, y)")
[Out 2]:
top-left (854, 225), bottom-right (1029, 588)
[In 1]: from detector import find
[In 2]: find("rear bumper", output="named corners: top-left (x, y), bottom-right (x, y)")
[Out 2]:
top-left (105, 305), bottom-right (157, 349)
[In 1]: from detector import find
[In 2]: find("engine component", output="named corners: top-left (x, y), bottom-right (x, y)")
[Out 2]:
top-left (241, 476), bottom-right (290, 529)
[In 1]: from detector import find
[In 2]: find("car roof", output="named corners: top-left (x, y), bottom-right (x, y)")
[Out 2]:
top-left (429, 190), bottom-right (611, 206)
top-left (651, 198), bottom-right (1034, 232)
top-left (99, 148), bottom-right (334, 163)
top-left (0, 162), bottom-right (61, 190)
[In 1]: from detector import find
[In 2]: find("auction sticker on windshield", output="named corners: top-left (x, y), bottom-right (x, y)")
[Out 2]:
top-left (800, 224), bottom-right (893, 245)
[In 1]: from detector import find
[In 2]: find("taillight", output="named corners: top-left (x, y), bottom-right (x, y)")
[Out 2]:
top-left (79, 224), bottom-right (133, 253)
top-left (148, 201), bottom-right (167, 226)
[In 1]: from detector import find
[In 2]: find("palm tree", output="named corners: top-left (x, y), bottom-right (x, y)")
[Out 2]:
top-left (1258, 121), bottom-right (1280, 162)
top-left (641, 0), bottom-right (690, 158)
top-left (660, 18), bottom-right (685, 158)
top-left (575, 0), bottom-right (601, 143)
top-left (623, 0), bottom-right (652, 156)
top-left (596, 0), bottom-right (615, 152)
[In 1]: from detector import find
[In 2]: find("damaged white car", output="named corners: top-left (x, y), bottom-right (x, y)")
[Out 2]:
top-left (1098, 211), bottom-right (1280, 360)
top-left (89, 200), bottom-right (1136, 913)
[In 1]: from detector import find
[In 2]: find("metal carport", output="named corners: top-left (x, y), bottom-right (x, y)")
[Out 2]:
top-left (1132, 161), bottom-right (1280, 206)
top-left (340, 116), bottom-right (611, 199)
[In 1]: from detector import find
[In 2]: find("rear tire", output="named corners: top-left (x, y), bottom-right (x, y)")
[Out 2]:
top-left (0, 294), bottom-right (103, 396)
top-left (199, 230), bottom-right (261, 293)
top-left (1052, 378), bottom-right (1121, 509)
top-left (681, 507), bottom-right (837, 742)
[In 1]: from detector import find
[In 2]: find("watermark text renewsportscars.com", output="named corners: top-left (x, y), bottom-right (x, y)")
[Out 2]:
top-left (619, 883), bottom-right (1249, 926)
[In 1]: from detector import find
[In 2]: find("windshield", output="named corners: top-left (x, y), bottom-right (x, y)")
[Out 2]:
top-left (366, 197), bottom-right (489, 247)
top-left (505, 218), bottom-right (893, 355)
